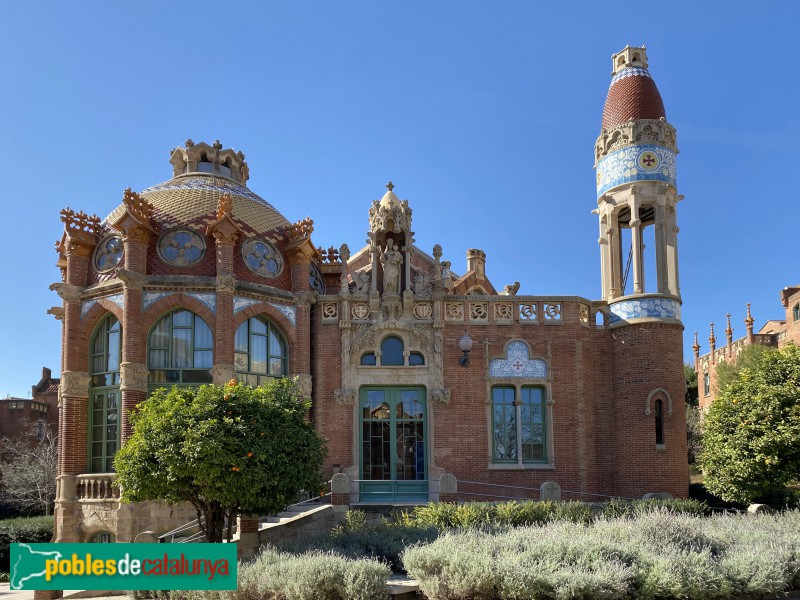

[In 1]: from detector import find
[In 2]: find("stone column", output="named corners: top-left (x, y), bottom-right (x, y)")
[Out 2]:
top-left (666, 206), bottom-right (680, 296)
top-left (117, 226), bottom-right (151, 442)
top-left (654, 196), bottom-right (669, 295)
top-left (607, 224), bottom-right (621, 298)
top-left (629, 198), bottom-right (644, 294)
top-left (598, 217), bottom-right (611, 300)
top-left (212, 234), bottom-right (237, 384)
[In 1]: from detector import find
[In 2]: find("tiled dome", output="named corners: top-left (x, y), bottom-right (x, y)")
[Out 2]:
top-left (105, 173), bottom-right (290, 235)
top-left (601, 66), bottom-right (666, 130)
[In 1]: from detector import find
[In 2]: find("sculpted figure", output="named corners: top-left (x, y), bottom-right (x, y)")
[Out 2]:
top-left (380, 238), bottom-right (403, 295)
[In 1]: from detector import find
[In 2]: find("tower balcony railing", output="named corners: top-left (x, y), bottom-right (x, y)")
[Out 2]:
top-left (76, 473), bottom-right (119, 501)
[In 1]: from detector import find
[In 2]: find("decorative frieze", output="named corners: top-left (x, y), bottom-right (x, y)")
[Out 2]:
top-left (494, 303), bottom-right (513, 321)
top-left (596, 144), bottom-right (677, 197)
top-left (445, 302), bottom-right (464, 321)
top-left (321, 302), bottom-right (338, 321)
top-left (469, 302), bottom-right (488, 322)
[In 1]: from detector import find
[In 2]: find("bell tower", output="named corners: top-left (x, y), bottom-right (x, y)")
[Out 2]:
top-left (594, 45), bottom-right (682, 324)
top-left (595, 46), bottom-right (688, 498)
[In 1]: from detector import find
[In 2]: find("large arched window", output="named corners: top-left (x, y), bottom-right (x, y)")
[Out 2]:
top-left (89, 315), bottom-right (121, 473)
top-left (148, 310), bottom-right (213, 388)
top-left (234, 316), bottom-right (287, 386)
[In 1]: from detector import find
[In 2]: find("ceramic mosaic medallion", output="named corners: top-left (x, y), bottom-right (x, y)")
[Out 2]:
top-left (158, 230), bottom-right (205, 267)
top-left (93, 235), bottom-right (123, 273)
top-left (242, 239), bottom-right (283, 278)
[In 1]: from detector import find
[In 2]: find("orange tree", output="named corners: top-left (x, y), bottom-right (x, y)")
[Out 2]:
top-left (115, 378), bottom-right (325, 542)
top-left (699, 344), bottom-right (800, 505)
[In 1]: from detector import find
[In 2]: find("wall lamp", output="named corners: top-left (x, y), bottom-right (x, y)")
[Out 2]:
top-left (459, 331), bottom-right (474, 367)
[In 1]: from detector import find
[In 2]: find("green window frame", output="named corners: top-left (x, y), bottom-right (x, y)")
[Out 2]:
top-left (491, 385), bottom-right (547, 463)
top-left (89, 315), bottom-right (121, 473)
top-left (148, 310), bottom-right (213, 390)
top-left (234, 316), bottom-right (288, 386)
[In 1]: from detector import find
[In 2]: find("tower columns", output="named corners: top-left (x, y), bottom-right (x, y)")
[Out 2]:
top-left (629, 196), bottom-right (644, 294)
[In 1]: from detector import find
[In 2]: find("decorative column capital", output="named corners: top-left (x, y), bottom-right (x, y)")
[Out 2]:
top-left (211, 364), bottom-right (236, 384)
top-left (120, 362), bottom-right (149, 393)
top-left (116, 268), bottom-right (145, 291)
top-left (333, 388), bottom-right (356, 406)
top-left (60, 371), bottom-right (90, 398)
top-left (216, 273), bottom-right (236, 294)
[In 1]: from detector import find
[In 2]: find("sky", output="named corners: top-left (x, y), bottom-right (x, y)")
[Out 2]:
top-left (0, 1), bottom-right (798, 397)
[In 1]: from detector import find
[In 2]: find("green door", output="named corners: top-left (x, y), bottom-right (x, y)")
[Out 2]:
top-left (360, 387), bottom-right (428, 502)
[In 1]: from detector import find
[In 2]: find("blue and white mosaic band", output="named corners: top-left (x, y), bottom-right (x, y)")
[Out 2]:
top-left (269, 303), bottom-right (296, 327)
top-left (610, 66), bottom-right (651, 86)
top-left (81, 299), bottom-right (97, 318)
top-left (609, 298), bottom-right (681, 325)
top-left (187, 292), bottom-right (216, 314)
top-left (142, 291), bottom-right (173, 312)
top-left (596, 144), bottom-right (676, 197)
top-left (106, 294), bottom-right (125, 310)
top-left (489, 341), bottom-right (547, 378)
top-left (233, 296), bottom-right (260, 314)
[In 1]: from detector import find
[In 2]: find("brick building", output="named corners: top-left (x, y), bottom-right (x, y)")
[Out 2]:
top-left (50, 46), bottom-right (688, 543)
top-left (0, 368), bottom-right (59, 447)
top-left (694, 285), bottom-right (800, 409)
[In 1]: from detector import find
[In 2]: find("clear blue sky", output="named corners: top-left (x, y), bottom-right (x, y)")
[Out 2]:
top-left (1, 2), bottom-right (798, 396)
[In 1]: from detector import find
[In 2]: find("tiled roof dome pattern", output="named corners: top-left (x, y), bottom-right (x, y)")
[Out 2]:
top-left (601, 67), bottom-right (666, 130)
top-left (104, 174), bottom-right (290, 235)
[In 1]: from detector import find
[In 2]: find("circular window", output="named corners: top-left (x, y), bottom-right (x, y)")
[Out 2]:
top-left (158, 230), bottom-right (206, 267)
top-left (309, 262), bottom-right (325, 293)
top-left (242, 239), bottom-right (284, 278)
top-left (93, 235), bottom-right (124, 273)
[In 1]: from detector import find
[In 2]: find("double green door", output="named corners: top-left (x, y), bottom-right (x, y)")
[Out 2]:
top-left (360, 387), bottom-right (427, 502)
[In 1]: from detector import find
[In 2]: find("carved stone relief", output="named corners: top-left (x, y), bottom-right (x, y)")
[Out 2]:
top-left (61, 371), bottom-right (91, 398)
top-left (293, 373), bottom-right (313, 398)
top-left (321, 302), bottom-right (338, 320)
top-left (445, 302), bottom-right (464, 321)
top-left (470, 302), bottom-right (488, 321)
top-left (413, 302), bottom-right (433, 320)
top-left (494, 303), bottom-right (513, 321)
top-left (333, 388), bottom-right (356, 406)
top-left (120, 362), bottom-right (149, 393)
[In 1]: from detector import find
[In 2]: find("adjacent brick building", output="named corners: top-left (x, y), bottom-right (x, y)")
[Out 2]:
top-left (694, 285), bottom-right (800, 409)
top-left (50, 46), bottom-right (688, 543)
top-left (0, 368), bottom-right (59, 447)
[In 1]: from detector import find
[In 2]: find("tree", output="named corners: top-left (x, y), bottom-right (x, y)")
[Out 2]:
top-left (714, 343), bottom-right (769, 394)
top-left (684, 364), bottom-right (698, 407)
top-left (686, 405), bottom-right (702, 464)
top-left (0, 422), bottom-right (58, 515)
top-left (699, 344), bottom-right (800, 504)
top-left (114, 378), bottom-right (326, 542)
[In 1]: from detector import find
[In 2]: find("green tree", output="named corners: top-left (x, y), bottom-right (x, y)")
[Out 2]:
top-left (699, 344), bottom-right (800, 504)
top-left (715, 343), bottom-right (769, 393)
top-left (686, 405), bottom-right (702, 464)
top-left (115, 378), bottom-right (325, 542)
top-left (684, 364), bottom-right (699, 407)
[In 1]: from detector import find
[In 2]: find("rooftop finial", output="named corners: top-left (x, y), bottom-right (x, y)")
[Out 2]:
top-left (692, 331), bottom-right (700, 354)
top-left (744, 303), bottom-right (755, 327)
top-left (386, 181), bottom-right (394, 192)
top-left (725, 313), bottom-right (733, 338)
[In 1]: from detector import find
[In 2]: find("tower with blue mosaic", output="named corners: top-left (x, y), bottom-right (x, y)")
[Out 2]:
top-left (594, 45), bottom-right (682, 326)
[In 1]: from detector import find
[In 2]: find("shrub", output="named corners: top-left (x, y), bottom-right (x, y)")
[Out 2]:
top-left (601, 498), bottom-right (710, 518)
top-left (398, 500), bottom-right (592, 529)
top-left (403, 510), bottom-right (800, 600)
top-left (0, 516), bottom-right (53, 572)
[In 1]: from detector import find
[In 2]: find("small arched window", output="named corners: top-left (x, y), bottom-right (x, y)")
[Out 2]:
top-left (409, 352), bottom-right (425, 366)
top-left (234, 317), bottom-right (288, 386)
top-left (148, 310), bottom-right (213, 387)
top-left (361, 352), bottom-right (377, 366)
top-left (793, 303), bottom-right (800, 321)
top-left (381, 336), bottom-right (404, 366)
top-left (655, 398), bottom-right (664, 445)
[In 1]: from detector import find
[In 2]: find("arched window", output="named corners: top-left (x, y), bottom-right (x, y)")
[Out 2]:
top-left (381, 336), bottom-right (404, 366)
top-left (409, 352), bottom-right (425, 366)
top-left (234, 316), bottom-right (287, 386)
top-left (703, 372), bottom-right (710, 397)
top-left (89, 315), bottom-right (121, 473)
top-left (794, 303), bottom-right (800, 322)
top-left (148, 310), bottom-right (213, 388)
top-left (361, 352), bottom-right (377, 366)
top-left (655, 398), bottom-right (664, 445)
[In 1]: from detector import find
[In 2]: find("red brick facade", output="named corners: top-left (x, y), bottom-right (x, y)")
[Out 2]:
top-left (51, 51), bottom-right (689, 542)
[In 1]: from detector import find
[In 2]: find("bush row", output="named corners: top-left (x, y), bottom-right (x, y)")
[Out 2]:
top-left (131, 549), bottom-right (391, 600)
top-left (402, 509), bottom-right (800, 600)
top-left (0, 516), bottom-right (53, 572)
